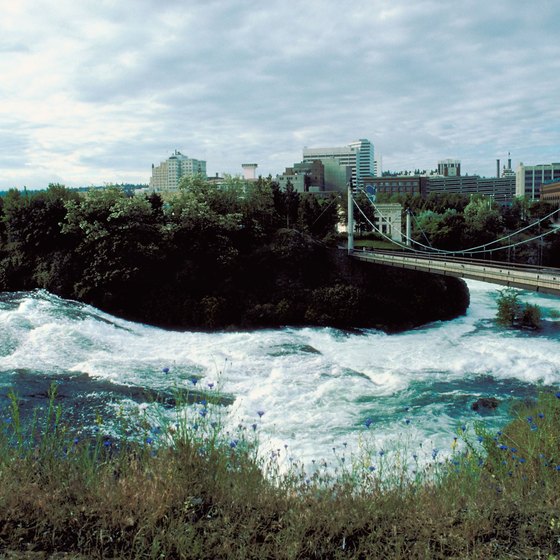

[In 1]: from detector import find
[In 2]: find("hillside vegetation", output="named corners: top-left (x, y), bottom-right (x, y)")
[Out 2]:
top-left (0, 180), bottom-right (469, 330)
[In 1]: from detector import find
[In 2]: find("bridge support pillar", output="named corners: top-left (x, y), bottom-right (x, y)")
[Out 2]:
top-left (406, 210), bottom-right (411, 247)
top-left (347, 183), bottom-right (354, 254)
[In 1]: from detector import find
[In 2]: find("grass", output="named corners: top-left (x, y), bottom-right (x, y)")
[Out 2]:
top-left (1, 385), bottom-right (560, 559)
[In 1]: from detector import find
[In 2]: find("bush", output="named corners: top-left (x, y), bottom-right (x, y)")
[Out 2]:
top-left (496, 288), bottom-right (541, 329)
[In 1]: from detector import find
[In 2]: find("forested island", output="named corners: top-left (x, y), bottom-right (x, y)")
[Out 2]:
top-left (0, 178), bottom-right (470, 331)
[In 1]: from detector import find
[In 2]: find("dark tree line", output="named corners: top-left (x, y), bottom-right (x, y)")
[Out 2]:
top-left (0, 178), bottom-right (469, 330)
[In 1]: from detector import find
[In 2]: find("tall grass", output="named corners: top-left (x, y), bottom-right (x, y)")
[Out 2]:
top-left (1, 384), bottom-right (560, 559)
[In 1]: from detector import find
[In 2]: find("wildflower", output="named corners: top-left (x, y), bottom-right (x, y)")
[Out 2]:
top-left (518, 458), bottom-right (526, 464)
top-left (461, 425), bottom-right (467, 432)
top-left (257, 410), bottom-right (265, 418)
top-left (527, 416), bottom-right (533, 423)
top-left (192, 423), bottom-right (199, 431)
top-left (103, 439), bottom-right (111, 448)
top-left (412, 454), bottom-right (418, 461)
top-left (405, 419), bottom-right (411, 425)
top-left (555, 392), bottom-right (560, 399)
top-left (538, 412), bottom-right (545, 419)
top-left (251, 423), bottom-right (257, 431)
top-left (191, 377), bottom-right (198, 385)
top-left (199, 409), bottom-right (207, 418)
top-left (477, 435), bottom-right (484, 443)
top-left (531, 424), bottom-right (538, 431)
top-left (162, 367), bottom-right (170, 374)
top-left (499, 444), bottom-right (508, 450)
top-left (510, 448), bottom-right (517, 453)
top-left (364, 418), bottom-right (373, 428)
top-left (230, 440), bottom-right (238, 449)
top-left (207, 382), bottom-right (214, 389)
top-left (146, 437), bottom-right (154, 445)
top-left (73, 437), bottom-right (79, 445)
top-left (368, 465), bottom-right (376, 472)
top-left (432, 448), bottom-right (439, 459)
top-left (555, 465), bottom-right (560, 471)
top-left (200, 399), bottom-right (207, 406)
top-left (379, 449), bottom-right (385, 457)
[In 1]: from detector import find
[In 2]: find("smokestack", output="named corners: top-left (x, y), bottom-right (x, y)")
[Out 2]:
top-left (508, 152), bottom-right (512, 171)
top-left (496, 159), bottom-right (500, 178)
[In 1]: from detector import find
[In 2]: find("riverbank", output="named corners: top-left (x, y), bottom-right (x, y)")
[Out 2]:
top-left (1, 387), bottom-right (559, 559)
top-left (0, 185), bottom-right (469, 332)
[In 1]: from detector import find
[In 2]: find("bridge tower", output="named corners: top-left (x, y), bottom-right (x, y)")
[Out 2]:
top-left (347, 182), bottom-right (354, 254)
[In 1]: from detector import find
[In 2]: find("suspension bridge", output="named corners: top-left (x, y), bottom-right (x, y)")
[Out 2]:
top-left (346, 187), bottom-right (560, 296)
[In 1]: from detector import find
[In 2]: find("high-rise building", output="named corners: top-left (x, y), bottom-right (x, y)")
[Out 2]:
top-left (516, 162), bottom-right (560, 200)
top-left (150, 150), bottom-right (207, 192)
top-left (302, 139), bottom-right (375, 191)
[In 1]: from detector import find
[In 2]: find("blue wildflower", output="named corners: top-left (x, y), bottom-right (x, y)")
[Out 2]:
top-left (208, 382), bottom-right (214, 389)
top-left (162, 367), bottom-right (170, 374)
top-left (368, 465), bottom-right (376, 472)
top-left (257, 410), bottom-right (265, 418)
top-left (364, 417), bottom-right (373, 428)
top-left (199, 408), bottom-right (207, 418)
top-left (527, 416), bottom-right (533, 423)
top-left (531, 424), bottom-right (538, 431)
top-left (146, 437), bottom-right (154, 445)
top-left (379, 449), bottom-right (385, 457)
top-left (499, 444), bottom-right (508, 450)
top-left (73, 437), bottom-right (79, 445)
top-left (461, 425), bottom-right (467, 432)
top-left (556, 392), bottom-right (560, 399)
top-left (405, 419), bottom-right (411, 425)
top-left (538, 412), bottom-right (545, 419)
top-left (251, 423), bottom-right (257, 431)
top-left (432, 448), bottom-right (439, 459)
top-left (477, 435), bottom-right (484, 443)
top-left (518, 458), bottom-right (526, 464)
top-left (230, 440), bottom-right (238, 448)
top-left (191, 377), bottom-right (198, 385)
top-left (556, 465), bottom-right (560, 471)
top-left (510, 448), bottom-right (517, 453)
top-left (200, 399), bottom-right (207, 406)
top-left (103, 439), bottom-right (111, 447)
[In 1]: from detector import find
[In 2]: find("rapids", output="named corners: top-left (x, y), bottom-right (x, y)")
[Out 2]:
top-left (1, 280), bottom-right (560, 470)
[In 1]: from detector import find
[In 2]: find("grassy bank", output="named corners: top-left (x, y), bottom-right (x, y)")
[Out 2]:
top-left (1, 386), bottom-right (560, 559)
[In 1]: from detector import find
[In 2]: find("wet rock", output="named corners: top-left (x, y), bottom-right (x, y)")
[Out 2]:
top-left (472, 397), bottom-right (500, 411)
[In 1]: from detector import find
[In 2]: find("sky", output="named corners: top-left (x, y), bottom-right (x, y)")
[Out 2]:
top-left (1, 0), bottom-right (559, 189)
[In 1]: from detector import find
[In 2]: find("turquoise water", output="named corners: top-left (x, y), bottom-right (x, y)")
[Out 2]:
top-left (1, 280), bottom-right (560, 470)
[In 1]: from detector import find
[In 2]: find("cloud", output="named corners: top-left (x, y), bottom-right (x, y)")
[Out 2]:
top-left (0, 0), bottom-right (559, 188)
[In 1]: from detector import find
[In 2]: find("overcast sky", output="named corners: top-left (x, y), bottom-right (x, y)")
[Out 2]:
top-left (1, 0), bottom-right (559, 189)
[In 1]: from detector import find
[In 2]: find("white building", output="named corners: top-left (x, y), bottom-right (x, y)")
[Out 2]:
top-left (150, 150), bottom-right (207, 192)
top-left (516, 162), bottom-right (560, 200)
top-left (303, 139), bottom-right (375, 191)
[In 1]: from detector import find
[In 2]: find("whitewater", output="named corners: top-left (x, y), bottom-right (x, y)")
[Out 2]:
top-left (1, 280), bottom-right (560, 470)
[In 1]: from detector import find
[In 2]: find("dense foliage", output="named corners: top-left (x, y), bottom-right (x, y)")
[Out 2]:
top-left (0, 180), bottom-right (469, 330)
top-left (375, 191), bottom-right (560, 263)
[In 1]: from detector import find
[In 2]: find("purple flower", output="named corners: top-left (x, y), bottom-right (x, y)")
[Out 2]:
top-left (432, 448), bottom-right (439, 459)
top-left (191, 377), bottom-right (198, 385)
top-left (499, 444), bottom-right (508, 450)
top-left (364, 418), bottom-right (373, 428)
top-left (538, 412), bottom-right (545, 419)
top-left (230, 440), bottom-right (238, 448)
top-left (555, 392), bottom-right (560, 399)
top-left (162, 367), bottom-right (170, 374)
top-left (405, 419), bottom-right (411, 425)
top-left (251, 423), bottom-right (257, 431)
top-left (146, 437), bottom-right (154, 445)
top-left (207, 382), bottom-right (214, 389)
top-left (257, 410), bottom-right (265, 418)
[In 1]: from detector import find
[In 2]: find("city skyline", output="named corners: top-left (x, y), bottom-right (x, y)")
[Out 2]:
top-left (1, 0), bottom-right (559, 189)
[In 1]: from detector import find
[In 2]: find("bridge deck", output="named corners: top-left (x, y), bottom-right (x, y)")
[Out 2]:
top-left (351, 250), bottom-right (560, 296)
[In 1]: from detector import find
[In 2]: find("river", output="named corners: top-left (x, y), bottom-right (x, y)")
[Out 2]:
top-left (1, 280), bottom-right (560, 471)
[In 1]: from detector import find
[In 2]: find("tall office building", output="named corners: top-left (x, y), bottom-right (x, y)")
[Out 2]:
top-left (516, 162), bottom-right (560, 200)
top-left (302, 139), bottom-right (375, 191)
top-left (150, 150), bottom-right (207, 192)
